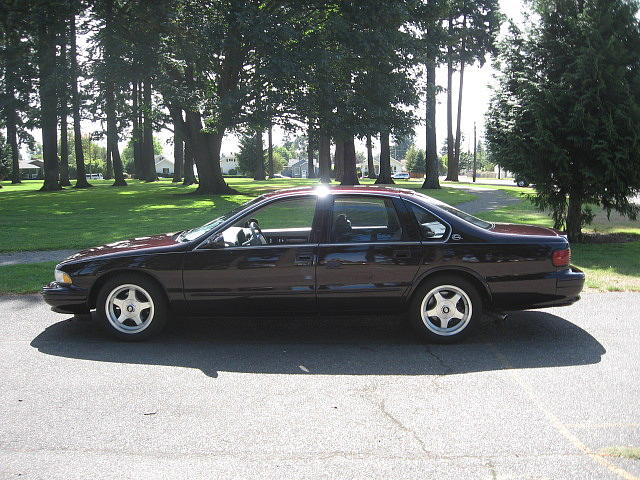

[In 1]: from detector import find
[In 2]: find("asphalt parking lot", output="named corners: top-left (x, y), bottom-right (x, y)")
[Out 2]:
top-left (1, 292), bottom-right (639, 479)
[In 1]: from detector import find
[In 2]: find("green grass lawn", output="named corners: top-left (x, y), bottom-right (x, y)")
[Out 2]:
top-left (0, 261), bottom-right (57, 294)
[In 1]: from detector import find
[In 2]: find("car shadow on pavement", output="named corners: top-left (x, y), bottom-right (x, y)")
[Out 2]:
top-left (30, 311), bottom-right (606, 378)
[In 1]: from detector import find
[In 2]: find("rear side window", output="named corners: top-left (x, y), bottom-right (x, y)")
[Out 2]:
top-left (408, 203), bottom-right (449, 241)
top-left (330, 196), bottom-right (403, 243)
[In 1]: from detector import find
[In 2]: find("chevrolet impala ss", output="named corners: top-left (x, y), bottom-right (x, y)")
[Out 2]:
top-left (42, 185), bottom-right (584, 342)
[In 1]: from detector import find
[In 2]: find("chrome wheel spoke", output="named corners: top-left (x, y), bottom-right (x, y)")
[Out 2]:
top-left (454, 304), bottom-right (466, 318)
top-left (137, 301), bottom-right (151, 311)
top-left (440, 316), bottom-right (450, 329)
top-left (450, 293), bottom-right (462, 305)
top-left (112, 298), bottom-right (126, 310)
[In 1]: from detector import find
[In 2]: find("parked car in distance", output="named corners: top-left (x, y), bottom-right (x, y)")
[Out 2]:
top-left (392, 172), bottom-right (411, 180)
top-left (515, 175), bottom-right (530, 187)
top-left (42, 185), bottom-right (584, 343)
top-left (86, 173), bottom-right (104, 180)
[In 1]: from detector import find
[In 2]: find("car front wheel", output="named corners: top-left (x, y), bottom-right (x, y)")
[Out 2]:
top-left (96, 274), bottom-right (169, 341)
top-left (409, 275), bottom-right (482, 343)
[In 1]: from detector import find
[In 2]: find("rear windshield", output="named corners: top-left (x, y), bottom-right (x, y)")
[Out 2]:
top-left (414, 193), bottom-right (493, 230)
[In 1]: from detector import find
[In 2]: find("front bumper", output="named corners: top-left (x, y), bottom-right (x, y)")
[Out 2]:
top-left (41, 282), bottom-right (90, 314)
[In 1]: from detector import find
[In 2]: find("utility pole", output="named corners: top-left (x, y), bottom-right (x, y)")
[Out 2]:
top-left (472, 122), bottom-right (477, 183)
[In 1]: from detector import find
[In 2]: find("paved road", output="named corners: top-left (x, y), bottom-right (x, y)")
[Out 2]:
top-left (450, 185), bottom-right (522, 215)
top-left (1, 293), bottom-right (639, 479)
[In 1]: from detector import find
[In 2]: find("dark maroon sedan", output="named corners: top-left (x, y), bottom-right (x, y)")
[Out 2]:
top-left (42, 185), bottom-right (584, 342)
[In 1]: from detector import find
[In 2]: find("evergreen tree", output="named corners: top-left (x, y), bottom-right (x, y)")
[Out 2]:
top-left (487, 0), bottom-right (640, 240)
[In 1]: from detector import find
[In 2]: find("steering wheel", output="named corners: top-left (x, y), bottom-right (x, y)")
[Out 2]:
top-left (246, 219), bottom-right (267, 246)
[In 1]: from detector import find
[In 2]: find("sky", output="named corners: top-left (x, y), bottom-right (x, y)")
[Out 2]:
top-left (30, 0), bottom-right (527, 162)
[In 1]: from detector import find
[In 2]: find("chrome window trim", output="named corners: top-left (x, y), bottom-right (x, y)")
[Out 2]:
top-left (318, 241), bottom-right (422, 248)
top-left (402, 198), bottom-right (453, 244)
top-left (193, 193), bottom-right (318, 251)
top-left (192, 190), bottom-right (404, 251)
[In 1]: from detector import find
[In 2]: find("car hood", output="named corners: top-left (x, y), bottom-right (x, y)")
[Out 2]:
top-left (490, 223), bottom-right (562, 237)
top-left (62, 233), bottom-right (182, 263)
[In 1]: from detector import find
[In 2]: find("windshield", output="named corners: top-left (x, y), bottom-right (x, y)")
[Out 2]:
top-left (414, 193), bottom-right (493, 230)
top-left (178, 197), bottom-right (263, 242)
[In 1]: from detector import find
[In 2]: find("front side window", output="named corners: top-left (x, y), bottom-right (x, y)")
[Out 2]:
top-left (219, 196), bottom-right (317, 247)
top-left (330, 196), bottom-right (403, 243)
top-left (409, 203), bottom-right (449, 240)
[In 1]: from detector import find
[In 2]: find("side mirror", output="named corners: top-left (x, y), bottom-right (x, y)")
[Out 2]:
top-left (204, 234), bottom-right (226, 249)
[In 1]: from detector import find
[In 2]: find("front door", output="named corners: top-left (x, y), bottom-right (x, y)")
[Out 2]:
top-left (183, 195), bottom-right (319, 315)
top-left (316, 195), bottom-right (423, 313)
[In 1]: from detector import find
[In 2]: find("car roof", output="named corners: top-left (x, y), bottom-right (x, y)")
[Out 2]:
top-left (261, 184), bottom-right (422, 199)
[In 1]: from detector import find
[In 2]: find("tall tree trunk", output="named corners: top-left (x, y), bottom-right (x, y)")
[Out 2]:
top-left (103, 0), bottom-right (126, 186)
top-left (253, 129), bottom-right (265, 181)
top-left (172, 128), bottom-right (183, 182)
top-left (318, 130), bottom-right (331, 183)
top-left (267, 123), bottom-right (274, 178)
top-left (167, 104), bottom-right (184, 183)
top-left (566, 192), bottom-right (583, 242)
top-left (375, 131), bottom-right (394, 184)
top-left (70, 12), bottom-right (90, 188)
top-left (366, 135), bottom-right (376, 179)
top-left (141, 79), bottom-right (157, 181)
top-left (38, 18), bottom-right (61, 191)
top-left (131, 82), bottom-right (142, 179)
top-left (340, 136), bottom-right (359, 186)
top-left (105, 87), bottom-right (126, 186)
top-left (306, 119), bottom-right (316, 179)
top-left (445, 18), bottom-right (458, 182)
top-left (182, 140), bottom-right (195, 186)
top-left (454, 17), bottom-right (467, 168)
top-left (333, 139), bottom-right (344, 181)
top-left (454, 61), bottom-right (465, 168)
top-left (184, 111), bottom-right (237, 194)
top-left (423, 57), bottom-right (440, 189)
top-left (105, 143), bottom-right (114, 179)
top-left (58, 26), bottom-right (71, 186)
top-left (5, 33), bottom-right (20, 184)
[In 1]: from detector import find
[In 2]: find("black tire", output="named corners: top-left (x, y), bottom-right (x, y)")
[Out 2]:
top-left (95, 273), bottom-right (169, 341)
top-left (409, 274), bottom-right (483, 344)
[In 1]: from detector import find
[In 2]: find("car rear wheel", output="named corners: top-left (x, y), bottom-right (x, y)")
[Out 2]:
top-left (96, 274), bottom-right (169, 341)
top-left (409, 275), bottom-right (482, 343)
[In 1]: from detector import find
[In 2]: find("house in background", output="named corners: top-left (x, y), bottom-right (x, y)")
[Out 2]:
top-left (18, 159), bottom-right (44, 179)
top-left (221, 154), bottom-right (239, 174)
top-left (359, 158), bottom-right (405, 177)
top-left (154, 155), bottom-right (174, 176)
top-left (282, 158), bottom-right (318, 178)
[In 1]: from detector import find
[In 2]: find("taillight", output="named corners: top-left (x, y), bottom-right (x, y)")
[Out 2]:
top-left (552, 248), bottom-right (571, 267)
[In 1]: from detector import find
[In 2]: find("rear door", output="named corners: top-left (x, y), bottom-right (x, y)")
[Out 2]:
top-left (316, 194), bottom-right (423, 313)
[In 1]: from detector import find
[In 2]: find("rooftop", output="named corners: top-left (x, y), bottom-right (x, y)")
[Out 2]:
top-left (261, 184), bottom-right (420, 199)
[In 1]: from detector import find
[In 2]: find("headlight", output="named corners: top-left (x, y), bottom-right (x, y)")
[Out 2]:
top-left (54, 269), bottom-right (72, 284)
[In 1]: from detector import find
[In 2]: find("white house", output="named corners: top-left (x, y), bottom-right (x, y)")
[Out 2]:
top-left (221, 154), bottom-right (239, 174)
top-left (360, 158), bottom-right (405, 177)
top-left (155, 155), bottom-right (174, 175)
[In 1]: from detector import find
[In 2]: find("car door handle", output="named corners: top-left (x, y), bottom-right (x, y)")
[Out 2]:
top-left (393, 249), bottom-right (411, 259)
top-left (295, 254), bottom-right (314, 266)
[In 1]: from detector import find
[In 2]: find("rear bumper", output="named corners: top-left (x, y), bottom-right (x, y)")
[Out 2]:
top-left (41, 282), bottom-right (90, 314)
top-left (556, 265), bottom-right (585, 299)
top-left (517, 266), bottom-right (585, 309)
